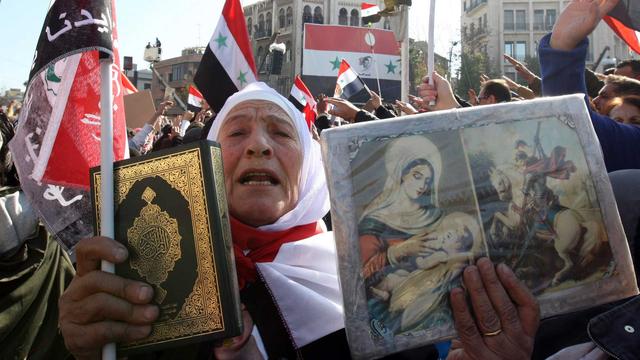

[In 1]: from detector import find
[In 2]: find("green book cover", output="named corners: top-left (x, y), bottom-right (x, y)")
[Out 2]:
top-left (90, 140), bottom-right (242, 355)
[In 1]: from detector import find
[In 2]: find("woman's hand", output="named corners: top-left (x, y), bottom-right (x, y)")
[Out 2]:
top-left (417, 72), bottom-right (460, 111)
top-left (58, 237), bottom-right (159, 360)
top-left (447, 258), bottom-right (540, 360)
top-left (214, 305), bottom-right (263, 360)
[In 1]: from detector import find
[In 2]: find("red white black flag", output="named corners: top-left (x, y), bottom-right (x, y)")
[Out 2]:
top-left (194, 0), bottom-right (257, 112)
top-left (188, 84), bottom-right (204, 112)
top-left (605, 0), bottom-right (640, 54)
top-left (288, 75), bottom-right (317, 129)
top-left (8, 0), bottom-right (127, 250)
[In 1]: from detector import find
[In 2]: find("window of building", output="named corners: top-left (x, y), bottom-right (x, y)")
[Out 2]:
top-left (339, 8), bottom-right (348, 25)
top-left (286, 41), bottom-right (292, 62)
top-left (516, 10), bottom-right (526, 31)
top-left (313, 6), bottom-right (323, 24)
top-left (533, 10), bottom-right (544, 30)
top-left (478, 16), bottom-right (482, 30)
top-left (266, 12), bottom-right (272, 35)
top-left (303, 6), bottom-right (312, 24)
top-left (483, 14), bottom-right (487, 28)
top-left (286, 7), bottom-right (293, 27)
top-left (384, 17), bottom-right (391, 30)
top-left (279, 8), bottom-right (285, 29)
top-left (545, 9), bottom-right (556, 31)
top-left (504, 41), bottom-right (513, 59)
top-left (258, 14), bottom-right (265, 37)
top-left (167, 72), bottom-right (173, 82)
top-left (504, 71), bottom-right (516, 81)
top-left (504, 10), bottom-right (514, 31)
top-left (350, 9), bottom-right (359, 27)
top-left (464, 1), bottom-right (467, 11)
top-left (247, 17), bottom-right (253, 36)
top-left (462, 25), bottom-right (467, 39)
top-left (257, 46), bottom-right (264, 66)
top-left (515, 41), bottom-right (526, 61)
top-left (143, 83), bottom-right (151, 90)
top-left (172, 64), bottom-right (184, 81)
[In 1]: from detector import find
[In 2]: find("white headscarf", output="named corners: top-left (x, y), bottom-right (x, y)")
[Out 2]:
top-left (361, 135), bottom-right (443, 235)
top-left (207, 82), bottom-right (330, 232)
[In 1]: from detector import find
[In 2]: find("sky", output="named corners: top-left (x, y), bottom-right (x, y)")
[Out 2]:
top-left (0, 0), bottom-right (460, 91)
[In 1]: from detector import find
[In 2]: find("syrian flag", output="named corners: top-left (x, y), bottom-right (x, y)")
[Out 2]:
top-left (605, 1), bottom-right (640, 54)
top-left (361, 2), bottom-right (382, 24)
top-left (188, 85), bottom-right (204, 112)
top-left (334, 59), bottom-right (368, 100)
top-left (121, 71), bottom-right (138, 95)
top-left (8, 0), bottom-right (127, 250)
top-left (288, 75), bottom-right (317, 129)
top-left (194, 0), bottom-right (257, 113)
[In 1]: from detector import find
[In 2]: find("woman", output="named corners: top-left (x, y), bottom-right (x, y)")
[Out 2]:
top-left (57, 83), bottom-right (538, 359)
top-left (358, 136), bottom-right (481, 335)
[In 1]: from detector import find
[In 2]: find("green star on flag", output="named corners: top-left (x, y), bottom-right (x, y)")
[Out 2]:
top-left (385, 60), bottom-right (397, 74)
top-left (237, 71), bottom-right (248, 87)
top-left (214, 33), bottom-right (228, 49)
top-left (330, 57), bottom-right (341, 71)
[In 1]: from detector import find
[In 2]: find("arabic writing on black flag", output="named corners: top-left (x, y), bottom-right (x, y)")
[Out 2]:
top-left (9, 0), bottom-right (128, 252)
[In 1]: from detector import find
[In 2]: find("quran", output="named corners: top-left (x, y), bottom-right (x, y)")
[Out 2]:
top-left (91, 140), bottom-right (242, 355)
top-left (321, 95), bottom-right (638, 359)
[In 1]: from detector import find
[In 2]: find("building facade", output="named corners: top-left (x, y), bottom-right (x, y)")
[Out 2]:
top-left (461, 0), bottom-right (637, 81)
top-left (243, 0), bottom-right (391, 95)
top-left (150, 47), bottom-right (204, 111)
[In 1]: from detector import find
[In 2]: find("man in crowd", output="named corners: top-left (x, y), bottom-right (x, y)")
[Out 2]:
top-left (614, 59), bottom-right (640, 81)
top-left (592, 75), bottom-right (640, 115)
top-left (477, 79), bottom-right (512, 105)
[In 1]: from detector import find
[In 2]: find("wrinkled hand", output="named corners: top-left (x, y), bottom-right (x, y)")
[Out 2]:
top-left (503, 55), bottom-right (538, 83)
top-left (447, 258), bottom-right (540, 360)
top-left (214, 305), bottom-right (262, 360)
top-left (58, 237), bottom-right (158, 360)
top-left (325, 97), bottom-right (360, 122)
top-left (395, 99), bottom-right (418, 115)
top-left (158, 100), bottom-right (174, 114)
top-left (468, 88), bottom-right (479, 106)
top-left (418, 72), bottom-right (460, 111)
top-left (387, 232), bottom-right (436, 262)
top-left (550, 0), bottom-right (619, 51)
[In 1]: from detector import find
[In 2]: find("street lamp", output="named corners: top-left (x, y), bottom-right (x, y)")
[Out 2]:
top-left (448, 41), bottom-right (459, 82)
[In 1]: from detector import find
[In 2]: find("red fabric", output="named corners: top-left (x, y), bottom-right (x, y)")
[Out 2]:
top-left (293, 75), bottom-right (318, 129)
top-left (604, 16), bottom-right (640, 55)
top-left (223, 0), bottom-right (257, 75)
top-left (230, 217), bottom-right (324, 289)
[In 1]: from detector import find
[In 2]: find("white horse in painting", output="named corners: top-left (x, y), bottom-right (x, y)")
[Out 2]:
top-left (488, 167), bottom-right (606, 286)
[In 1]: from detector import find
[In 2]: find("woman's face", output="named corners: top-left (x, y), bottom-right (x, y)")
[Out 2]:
top-left (610, 103), bottom-right (640, 126)
top-left (401, 164), bottom-right (432, 200)
top-left (218, 100), bottom-right (303, 227)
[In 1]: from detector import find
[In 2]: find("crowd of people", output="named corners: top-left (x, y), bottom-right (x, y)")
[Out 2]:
top-left (1, 0), bottom-right (640, 359)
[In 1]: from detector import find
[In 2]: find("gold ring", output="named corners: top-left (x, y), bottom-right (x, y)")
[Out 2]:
top-left (482, 329), bottom-right (502, 337)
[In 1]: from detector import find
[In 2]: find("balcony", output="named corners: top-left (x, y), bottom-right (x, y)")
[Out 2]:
top-left (465, 0), bottom-right (487, 14)
top-left (503, 22), bottom-right (530, 33)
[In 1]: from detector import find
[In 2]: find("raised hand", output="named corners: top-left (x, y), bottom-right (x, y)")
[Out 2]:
top-left (550, 0), bottom-right (620, 51)
top-left (417, 72), bottom-right (460, 111)
top-left (503, 54), bottom-right (538, 83)
top-left (325, 97), bottom-right (361, 122)
top-left (395, 99), bottom-right (418, 115)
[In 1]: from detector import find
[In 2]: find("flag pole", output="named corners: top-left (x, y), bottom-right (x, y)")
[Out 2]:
top-left (366, 26), bottom-right (382, 98)
top-left (99, 56), bottom-right (116, 360)
top-left (427, 0), bottom-right (436, 106)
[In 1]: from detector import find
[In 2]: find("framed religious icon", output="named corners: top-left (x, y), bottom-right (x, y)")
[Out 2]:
top-left (321, 95), bottom-right (638, 359)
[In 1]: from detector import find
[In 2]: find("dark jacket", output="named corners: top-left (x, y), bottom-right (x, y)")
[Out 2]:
top-left (538, 34), bottom-right (640, 172)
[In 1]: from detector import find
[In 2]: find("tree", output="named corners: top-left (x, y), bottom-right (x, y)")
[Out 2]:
top-left (455, 51), bottom-right (498, 100)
